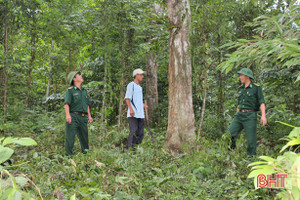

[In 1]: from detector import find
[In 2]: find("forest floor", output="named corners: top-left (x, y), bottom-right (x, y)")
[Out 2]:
top-left (4, 110), bottom-right (286, 199)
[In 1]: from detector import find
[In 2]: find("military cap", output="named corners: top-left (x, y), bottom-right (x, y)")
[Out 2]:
top-left (237, 68), bottom-right (254, 79)
top-left (67, 71), bottom-right (81, 85)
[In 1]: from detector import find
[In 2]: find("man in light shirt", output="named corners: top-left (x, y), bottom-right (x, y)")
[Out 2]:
top-left (125, 69), bottom-right (147, 150)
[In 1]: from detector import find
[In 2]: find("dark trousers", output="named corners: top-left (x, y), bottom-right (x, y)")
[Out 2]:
top-left (128, 117), bottom-right (144, 149)
top-left (228, 112), bottom-right (257, 157)
top-left (65, 113), bottom-right (89, 156)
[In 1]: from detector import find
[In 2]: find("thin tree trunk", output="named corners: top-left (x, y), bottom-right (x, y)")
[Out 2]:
top-left (117, 8), bottom-right (125, 133)
top-left (0, 68), bottom-right (3, 103)
top-left (3, 0), bottom-right (9, 124)
top-left (216, 33), bottom-right (224, 132)
top-left (68, 48), bottom-right (72, 72)
top-left (197, 66), bottom-right (208, 137)
top-left (165, 0), bottom-right (195, 154)
top-left (218, 70), bottom-right (224, 131)
top-left (197, 4), bottom-right (207, 137)
top-left (25, 29), bottom-right (37, 108)
top-left (100, 1), bottom-right (109, 129)
top-left (46, 39), bottom-right (53, 111)
top-left (100, 51), bottom-right (108, 129)
top-left (118, 61), bottom-right (125, 133)
top-left (90, 32), bottom-right (95, 61)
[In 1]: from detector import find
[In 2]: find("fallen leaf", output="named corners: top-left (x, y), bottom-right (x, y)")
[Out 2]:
top-left (95, 160), bottom-right (105, 167)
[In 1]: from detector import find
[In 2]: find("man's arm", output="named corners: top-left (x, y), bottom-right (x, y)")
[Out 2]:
top-left (125, 99), bottom-right (134, 117)
top-left (88, 106), bottom-right (93, 123)
top-left (260, 103), bottom-right (267, 126)
top-left (64, 103), bottom-right (72, 124)
top-left (237, 107), bottom-right (240, 112)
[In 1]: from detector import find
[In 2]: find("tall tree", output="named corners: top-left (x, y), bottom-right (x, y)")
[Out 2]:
top-left (100, 0), bottom-right (109, 130)
top-left (3, 0), bottom-right (9, 124)
top-left (25, 19), bottom-right (37, 108)
top-left (145, 3), bottom-right (161, 126)
top-left (165, 0), bottom-right (195, 153)
top-left (197, 4), bottom-right (208, 137)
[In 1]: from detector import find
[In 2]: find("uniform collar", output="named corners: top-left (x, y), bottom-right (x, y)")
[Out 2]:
top-left (243, 82), bottom-right (253, 89)
top-left (73, 86), bottom-right (84, 90)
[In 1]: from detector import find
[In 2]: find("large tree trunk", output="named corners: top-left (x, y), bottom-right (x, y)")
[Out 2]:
top-left (25, 28), bottom-right (37, 108)
top-left (146, 53), bottom-right (158, 125)
top-left (165, 0), bottom-right (195, 153)
top-left (3, 0), bottom-right (9, 124)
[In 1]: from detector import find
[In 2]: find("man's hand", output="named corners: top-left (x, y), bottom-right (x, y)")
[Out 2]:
top-left (130, 109), bottom-right (135, 117)
top-left (260, 115), bottom-right (267, 126)
top-left (144, 104), bottom-right (148, 110)
top-left (66, 114), bottom-right (72, 124)
top-left (88, 116), bottom-right (93, 123)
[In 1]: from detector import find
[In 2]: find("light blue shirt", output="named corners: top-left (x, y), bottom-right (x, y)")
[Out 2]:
top-left (125, 81), bottom-right (144, 118)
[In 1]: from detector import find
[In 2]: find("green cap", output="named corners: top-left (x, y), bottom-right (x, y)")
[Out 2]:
top-left (67, 71), bottom-right (81, 85)
top-left (237, 68), bottom-right (254, 79)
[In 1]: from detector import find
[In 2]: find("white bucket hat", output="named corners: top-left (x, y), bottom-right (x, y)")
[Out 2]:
top-left (133, 68), bottom-right (145, 77)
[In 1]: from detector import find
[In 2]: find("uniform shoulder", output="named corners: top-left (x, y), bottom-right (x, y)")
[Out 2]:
top-left (252, 83), bottom-right (261, 87)
top-left (238, 84), bottom-right (243, 88)
top-left (68, 86), bottom-right (74, 90)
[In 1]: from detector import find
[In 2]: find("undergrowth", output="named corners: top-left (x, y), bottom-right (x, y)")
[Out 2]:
top-left (2, 109), bottom-right (298, 199)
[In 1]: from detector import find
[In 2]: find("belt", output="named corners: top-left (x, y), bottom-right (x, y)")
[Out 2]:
top-left (240, 109), bottom-right (257, 113)
top-left (71, 112), bottom-right (87, 116)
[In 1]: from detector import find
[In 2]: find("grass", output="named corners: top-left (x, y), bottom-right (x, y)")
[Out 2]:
top-left (3, 112), bottom-right (280, 200)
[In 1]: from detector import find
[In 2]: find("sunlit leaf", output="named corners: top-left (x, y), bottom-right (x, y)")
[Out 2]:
top-left (0, 146), bottom-right (14, 164)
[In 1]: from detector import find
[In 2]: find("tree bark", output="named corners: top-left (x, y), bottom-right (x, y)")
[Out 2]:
top-left (25, 27), bottom-right (37, 108)
top-left (197, 66), bottom-right (207, 137)
top-left (3, 0), bottom-right (9, 124)
top-left (217, 33), bottom-right (224, 132)
top-left (118, 60), bottom-right (125, 133)
top-left (218, 70), bottom-right (224, 131)
top-left (146, 52), bottom-right (158, 126)
top-left (165, 0), bottom-right (195, 153)
top-left (197, 4), bottom-right (208, 137)
top-left (100, 52), bottom-right (108, 129)
top-left (117, 8), bottom-right (125, 133)
top-left (145, 3), bottom-right (160, 126)
top-left (0, 68), bottom-right (3, 103)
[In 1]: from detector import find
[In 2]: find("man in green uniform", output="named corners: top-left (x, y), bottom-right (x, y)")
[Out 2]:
top-left (229, 68), bottom-right (267, 157)
top-left (64, 71), bottom-right (93, 156)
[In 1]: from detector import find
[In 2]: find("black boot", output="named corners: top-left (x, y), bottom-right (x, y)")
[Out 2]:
top-left (229, 137), bottom-right (236, 150)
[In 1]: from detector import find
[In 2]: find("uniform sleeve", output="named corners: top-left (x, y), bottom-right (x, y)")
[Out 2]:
top-left (64, 90), bottom-right (72, 104)
top-left (237, 88), bottom-right (241, 106)
top-left (124, 82), bottom-right (133, 100)
top-left (257, 86), bottom-right (265, 104)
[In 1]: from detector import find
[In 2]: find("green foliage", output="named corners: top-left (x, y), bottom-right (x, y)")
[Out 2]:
top-left (0, 0), bottom-right (299, 199)
top-left (219, 2), bottom-right (300, 82)
top-left (0, 137), bottom-right (37, 200)
top-left (0, 111), bottom-right (285, 199)
top-left (248, 123), bottom-right (300, 200)
top-left (0, 137), bottom-right (37, 164)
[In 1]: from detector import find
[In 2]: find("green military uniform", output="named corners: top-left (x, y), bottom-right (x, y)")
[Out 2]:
top-left (64, 72), bottom-right (91, 156)
top-left (229, 68), bottom-right (265, 157)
